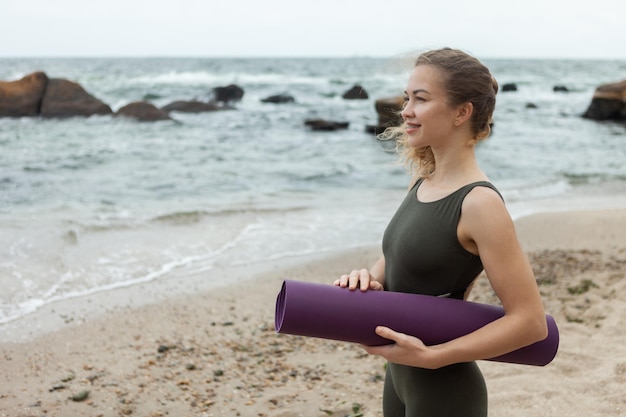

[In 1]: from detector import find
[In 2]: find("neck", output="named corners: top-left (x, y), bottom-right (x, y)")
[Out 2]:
top-left (428, 141), bottom-right (486, 186)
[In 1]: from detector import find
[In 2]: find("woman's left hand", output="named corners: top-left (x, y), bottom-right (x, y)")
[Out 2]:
top-left (363, 326), bottom-right (442, 369)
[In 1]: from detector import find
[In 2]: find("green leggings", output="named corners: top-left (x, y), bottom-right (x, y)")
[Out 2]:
top-left (383, 362), bottom-right (487, 417)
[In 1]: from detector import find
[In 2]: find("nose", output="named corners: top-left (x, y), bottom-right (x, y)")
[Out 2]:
top-left (400, 101), bottom-right (412, 120)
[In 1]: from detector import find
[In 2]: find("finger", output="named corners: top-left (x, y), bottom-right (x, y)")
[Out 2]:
top-left (337, 274), bottom-right (349, 287)
top-left (370, 281), bottom-right (384, 291)
top-left (375, 326), bottom-right (401, 343)
top-left (348, 269), bottom-right (361, 290)
top-left (359, 269), bottom-right (370, 291)
top-left (354, 268), bottom-right (371, 291)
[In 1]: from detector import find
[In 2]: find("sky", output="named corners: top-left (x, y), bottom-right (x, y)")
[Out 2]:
top-left (1, 0), bottom-right (625, 59)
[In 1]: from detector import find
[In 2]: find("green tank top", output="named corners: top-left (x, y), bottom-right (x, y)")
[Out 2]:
top-left (382, 179), bottom-right (502, 299)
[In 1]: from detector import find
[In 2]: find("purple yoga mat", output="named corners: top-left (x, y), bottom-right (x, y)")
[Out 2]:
top-left (275, 280), bottom-right (559, 366)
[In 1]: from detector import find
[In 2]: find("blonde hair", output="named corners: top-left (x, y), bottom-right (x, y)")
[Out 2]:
top-left (380, 48), bottom-right (498, 178)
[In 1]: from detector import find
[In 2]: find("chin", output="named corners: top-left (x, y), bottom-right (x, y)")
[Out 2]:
top-left (407, 137), bottom-right (426, 148)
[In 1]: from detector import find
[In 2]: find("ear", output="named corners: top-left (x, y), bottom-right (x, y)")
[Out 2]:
top-left (454, 102), bottom-right (473, 126)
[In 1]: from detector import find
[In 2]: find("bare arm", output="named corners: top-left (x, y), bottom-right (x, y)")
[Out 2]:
top-left (365, 187), bottom-right (548, 368)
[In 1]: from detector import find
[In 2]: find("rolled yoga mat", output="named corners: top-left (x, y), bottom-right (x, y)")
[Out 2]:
top-left (275, 280), bottom-right (559, 366)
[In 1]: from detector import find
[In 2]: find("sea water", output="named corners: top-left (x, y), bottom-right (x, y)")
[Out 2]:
top-left (1, 57), bottom-right (625, 325)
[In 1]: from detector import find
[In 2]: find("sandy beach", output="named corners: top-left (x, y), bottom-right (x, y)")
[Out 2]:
top-left (1, 205), bottom-right (625, 417)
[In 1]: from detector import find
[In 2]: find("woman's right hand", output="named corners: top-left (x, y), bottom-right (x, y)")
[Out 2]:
top-left (334, 268), bottom-right (384, 292)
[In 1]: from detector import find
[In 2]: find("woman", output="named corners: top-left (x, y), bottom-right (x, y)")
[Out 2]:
top-left (334, 48), bottom-right (548, 416)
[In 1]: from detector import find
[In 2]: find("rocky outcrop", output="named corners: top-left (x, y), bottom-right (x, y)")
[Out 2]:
top-left (161, 100), bottom-right (220, 113)
top-left (41, 78), bottom-right (112, 118)
top-left (115, 101), bottom-right (173, 121)
top-left (366, 96), bottom-right (405, 134)
top-left (213, 84), bottom-right (244, 104)
top-left (502, 83), bottom-right (518, 92)
top-left (0, 71), bottom-right (48, 117)
top-left (304, 119), bottom-right (349, 131)
top-left (342, 85), bottom-right (369, 99)
top-left (261, 94), bottom-right (295, 104)
top-left (0, 71), bottom-right (112, 118)
top-left (582, 79), bottom-right (626, 121)
top-left (1, 72), bottom-right (248, 121)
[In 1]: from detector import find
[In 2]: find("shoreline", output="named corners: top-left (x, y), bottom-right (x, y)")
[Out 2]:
top-left (2, 180), bottom-right (625, 343)
top-left (1, 191), bottom-right (625, 416)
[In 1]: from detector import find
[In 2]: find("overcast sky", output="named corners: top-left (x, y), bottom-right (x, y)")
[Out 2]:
top-left (2, 0), bottom-right (625, 59)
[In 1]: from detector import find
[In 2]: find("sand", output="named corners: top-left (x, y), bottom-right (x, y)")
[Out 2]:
top-left (1, 208), bottom-right (625, 417)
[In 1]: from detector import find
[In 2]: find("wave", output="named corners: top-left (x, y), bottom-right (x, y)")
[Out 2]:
top-left (127, 71), bottom-right (330, 88)
top-left (561, 172), bottom-right (626, 184)
top-left (149, 206), bottom-right (309, 225)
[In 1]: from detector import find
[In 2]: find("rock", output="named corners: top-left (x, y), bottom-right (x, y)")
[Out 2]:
top-left (366, 96), bottom-right (404, 134)
top-left (0, 71), bottom-right (48, 117)
top-left (212, 84), bottom-right (244, 104)
top-left (342, 85), bottom-right (369, 99)
top-left (115, 101), bottom-right (173, 121)
top-left (261, 94), bottom-right (295, 104)
top-left (49, 384), bottom-right (68, 392)
top-left (502, 83), bottom-right (518, 92)
top-left (161, 100), bottom-right (220, 113)
top-left (553, 85), bottom-right (569, 92)
top-left (526, 102), bottom-right (538, 109)
top-left (375, 96), bottom-right (404, 126)
top-left (304, 118), bottom-right (349, 131)
top-left (0, 72), bottom-right (112, 119)
top-left (582, 79), bottom-right (626, 121)
top-left (70, 390), bottom-right (90, 402)
top-left (40, 78), bottom-right (112, 118)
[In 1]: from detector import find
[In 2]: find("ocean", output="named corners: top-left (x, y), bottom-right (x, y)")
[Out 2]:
top-left (1, 56), bottom-right (625, 326)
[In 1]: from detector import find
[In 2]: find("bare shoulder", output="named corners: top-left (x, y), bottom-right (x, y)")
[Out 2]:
top-left (462, 185), bottom-right (513, 230)
top-left (465, 184), bottom-right (505, 207)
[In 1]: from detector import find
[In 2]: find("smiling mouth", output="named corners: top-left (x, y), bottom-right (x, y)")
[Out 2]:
top-left (406, 123), bottom-right (421, 132)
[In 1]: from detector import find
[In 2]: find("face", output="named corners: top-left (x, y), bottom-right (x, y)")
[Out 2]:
top-left (401, 65), bottom-right (459, 148)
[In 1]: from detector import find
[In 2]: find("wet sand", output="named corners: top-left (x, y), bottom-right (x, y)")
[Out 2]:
top-left (1, 208), bottom-right (625, 417)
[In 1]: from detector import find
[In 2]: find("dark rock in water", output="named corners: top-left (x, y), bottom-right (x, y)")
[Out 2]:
top-left (0, 71), bottom-right (112, 118)
top-left (161, 100), bottom-right (220, 113)
top-left (366, 125), bottom-right (388, 135)
top-left (304, 118), bottom-right (350, 131)
top-left (342, 84), bottom-right (369, 99)
top-left (212, 84), bottom-right (244, 104)
top-left (115, 101), bottom-right (173, 121)
top-left (0, 71), bottom-right (48, 117)
top-left (366, 96), bottom-right (405, 135)
top-left (526, 102), bottom-right (538, 109)
top-left (261, 94), bottom-right (295, 104)
top-left (582, 79), bottom-right (626, 121)
top-left (41, 78), bottom-right (112, 118)
top-left (375, 96), bottom-right (404, 126)
top-left (502, 83), bottom-right (518, 92)
top-left (553, 85), bottom-right (569, 92)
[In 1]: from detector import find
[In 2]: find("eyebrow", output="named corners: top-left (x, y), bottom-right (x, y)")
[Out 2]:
top-left (404, 88), bottom-right (430, 95)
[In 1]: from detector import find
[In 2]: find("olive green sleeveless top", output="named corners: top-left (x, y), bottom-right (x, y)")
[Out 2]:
top-left (382, 179), bottom-right (502, 299)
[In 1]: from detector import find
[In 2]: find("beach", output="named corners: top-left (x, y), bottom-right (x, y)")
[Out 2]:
top-left (1, 203), bottom-right (625, 417)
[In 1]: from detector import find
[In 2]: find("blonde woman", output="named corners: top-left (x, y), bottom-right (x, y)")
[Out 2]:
top-left (335, 48), bottom-right (547, 417)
